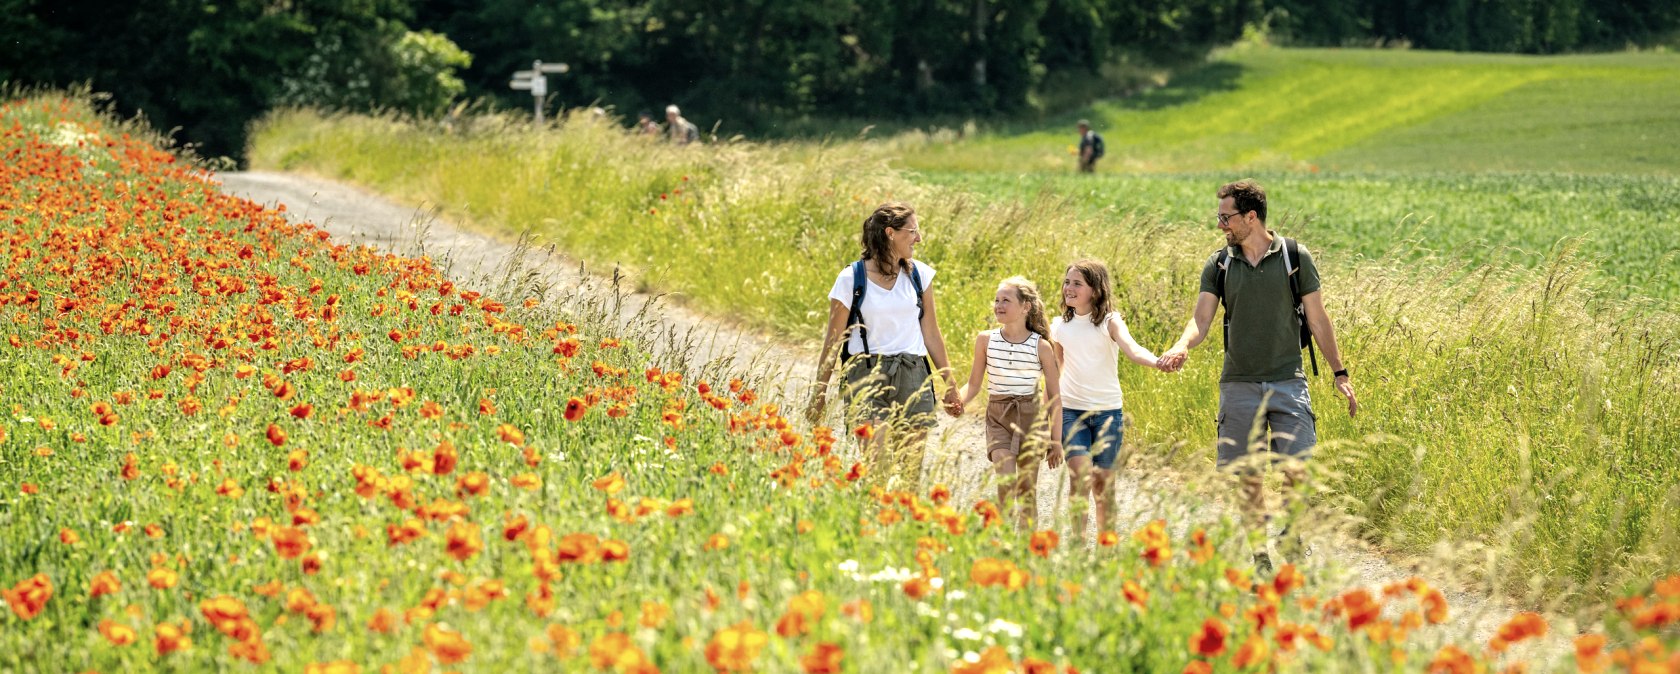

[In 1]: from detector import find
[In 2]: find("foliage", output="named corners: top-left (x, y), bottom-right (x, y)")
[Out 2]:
top-left (1267, 0), bottom-right (1680, 53)
top-left (0, 0), bottom-right (469, 160)
top-left (3, 0), bottom-right (1676, 159)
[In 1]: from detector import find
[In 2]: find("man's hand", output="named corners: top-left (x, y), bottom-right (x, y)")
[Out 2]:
top-left (1335, 376), bottom-right (1357, 418)
top-left (1157, 347), bottom-right (1189, 373)
top-left (804, 387), bottom-right (827, 426)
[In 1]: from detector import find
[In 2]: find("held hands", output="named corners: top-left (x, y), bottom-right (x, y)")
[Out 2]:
top-left (941, 389), bottom-right (964, 418)
top-left (1156, 346), bottom-right (1189, 373)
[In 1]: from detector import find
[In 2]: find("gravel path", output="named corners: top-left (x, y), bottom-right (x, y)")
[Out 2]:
top-left (217, 170), bottom-right (1566, 654)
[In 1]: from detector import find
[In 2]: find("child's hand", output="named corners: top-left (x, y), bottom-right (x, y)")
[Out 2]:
top-left (942, 389), bottom-right (964, 417)
top-left (1046, 440), bottom-right (1064, 469)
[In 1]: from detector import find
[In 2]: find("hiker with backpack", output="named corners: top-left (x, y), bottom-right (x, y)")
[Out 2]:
top-left (1077, 120), bottom-right (1104, 173)
top-left (807, 202), bottom-right (964, 487)
top-left (1156, 179), bottom-right (1357, 564)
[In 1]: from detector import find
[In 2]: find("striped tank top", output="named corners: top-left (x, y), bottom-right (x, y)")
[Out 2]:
top-left (985, 329), bottom-right (1042, 396)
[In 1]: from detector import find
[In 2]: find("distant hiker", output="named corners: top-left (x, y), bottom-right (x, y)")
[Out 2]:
top-left (1156, 179), bottom-right (1358, 570)
top-left (808, 202), bottom-right (964, 488)
top-left (1051, 259), bottom-right (1162, 544)
top-left (957, 276), bottom-right (1063, 531)
top-left (637, 111), bottom-right (661, 137)
top-left (666, 105), bottom-right (700, 145)
top-left (1077, 119), bottom-right (1104, 173)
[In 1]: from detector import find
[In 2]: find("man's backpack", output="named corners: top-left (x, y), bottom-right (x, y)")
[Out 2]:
top-left (1090, 132), bottom-right (1105, 159)
top-left (1213, 238), bottom-right (1318, 376)
top-left (840, 259), bottom-right (925, 362)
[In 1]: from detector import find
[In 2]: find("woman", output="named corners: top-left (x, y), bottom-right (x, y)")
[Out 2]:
top-left (807, 202), bottom-right (963, 487)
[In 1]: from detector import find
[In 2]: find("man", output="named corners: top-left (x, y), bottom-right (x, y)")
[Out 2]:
top-left (636, 111), bottom-right (661, 137)
top-left (1157, 179), bottom-right (1357, 565)
top-left (1076, 119), bottom-right (1103, 173)
top-left (665, 105), bottom-right (700, 145)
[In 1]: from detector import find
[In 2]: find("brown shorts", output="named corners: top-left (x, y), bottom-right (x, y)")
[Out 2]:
top-left (985, 393), bottom-right (1041, 462)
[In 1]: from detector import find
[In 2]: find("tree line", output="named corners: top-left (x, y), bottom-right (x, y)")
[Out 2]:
top-left (2, 0), bottom-right (1673, 160)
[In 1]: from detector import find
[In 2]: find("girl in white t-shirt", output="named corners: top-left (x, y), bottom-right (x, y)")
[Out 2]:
top-left (958, 276), bottom-right (1063, 530)
top-left (1050, 259), bottom-right (1160, 543)
top-left (807, 202), bottom-right (963, 487)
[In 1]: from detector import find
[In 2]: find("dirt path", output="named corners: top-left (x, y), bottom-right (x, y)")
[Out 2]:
top-left (216, 170), bottom-right (1565, 653)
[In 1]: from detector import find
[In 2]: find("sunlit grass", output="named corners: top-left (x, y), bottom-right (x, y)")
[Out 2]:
top-left (249, 104), bottom-right (1680, 610)
top-left (22, 93), bottom-right (1680, 673)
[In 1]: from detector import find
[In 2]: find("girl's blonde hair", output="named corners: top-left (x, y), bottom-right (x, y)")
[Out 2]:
top-left (1063, 259), bottom-right (1113, 326)
top-left (1000, 276), bottom-right (1051, 340)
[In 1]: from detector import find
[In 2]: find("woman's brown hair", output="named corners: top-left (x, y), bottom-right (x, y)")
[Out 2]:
top-left (1063, 259), bottom-right (1113, 326)
top-left (860, 202), bottom-right (915, 276)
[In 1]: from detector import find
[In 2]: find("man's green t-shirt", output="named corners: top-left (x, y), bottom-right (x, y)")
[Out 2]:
top-left (1198, 234), bottom-right (1321, 383)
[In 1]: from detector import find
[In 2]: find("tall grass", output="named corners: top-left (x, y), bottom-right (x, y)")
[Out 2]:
top-left (249, 108), bottom-right (1680, 607)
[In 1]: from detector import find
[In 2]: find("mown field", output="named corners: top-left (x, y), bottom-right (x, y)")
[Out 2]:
top-left (20, 95), bottom-right (1680, 672)
top-left (893, 48), bottom-right (1680, 176)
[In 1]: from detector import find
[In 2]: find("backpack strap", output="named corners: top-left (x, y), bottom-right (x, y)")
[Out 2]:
top-left (1214, 248), bottom-right (1232, 350)
top-left (842, 260), bottom-right (870, 361)
top-left (1282, 238), bottom-right (1319, 377)
top-left (909, 262), bottom-right (925, 321)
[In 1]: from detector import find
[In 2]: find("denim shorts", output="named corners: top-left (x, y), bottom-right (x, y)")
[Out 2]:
top-left (1062, 408), bottom-right (1124, 470)
top-left (1216, 379), bottom-right (1316, 468)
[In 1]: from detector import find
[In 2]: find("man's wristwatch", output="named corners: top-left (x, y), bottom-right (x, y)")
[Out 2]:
top-left (1333, 368), bottom-right (1349, 380)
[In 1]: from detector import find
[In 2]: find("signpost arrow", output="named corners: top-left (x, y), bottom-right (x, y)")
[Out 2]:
top-left (509, 60), bottom-right (569, 124)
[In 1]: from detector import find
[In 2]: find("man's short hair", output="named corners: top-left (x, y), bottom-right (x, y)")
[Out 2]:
top-left (665, 105), bottom-right (680, 115)
top-left (1218, 179), bottom-right (1267, 223)
top-left (1077, 119), bottom-right (1090, 128)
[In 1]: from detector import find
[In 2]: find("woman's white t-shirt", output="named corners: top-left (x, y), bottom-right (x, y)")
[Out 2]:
top-left (827, 260), bottom-right (935, 356)
top-left (1050, 312), bottom-right (1124, 410)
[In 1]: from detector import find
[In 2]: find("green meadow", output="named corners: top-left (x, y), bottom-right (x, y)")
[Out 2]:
top-left (246, 46), bottom-right (1680, 609)
top-left (894, 47), bottom-right (1680, 175)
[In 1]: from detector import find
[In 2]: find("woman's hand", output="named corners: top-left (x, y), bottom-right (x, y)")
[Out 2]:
top-left (1046, 440), bottom-right (1065, 469)
top-left (805, 386), bottom-right (827, 426)
top-left (941, 388), bottom-right (963, 417)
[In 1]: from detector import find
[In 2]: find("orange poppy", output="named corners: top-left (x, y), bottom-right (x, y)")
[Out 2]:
top-left (1189, 618), bottom-right (1227, 657)
top-left (3, 574), bottom-right (53, 620)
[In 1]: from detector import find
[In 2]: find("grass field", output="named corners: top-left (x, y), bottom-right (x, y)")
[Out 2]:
top-left (247, 83), bottom-right (1680, 614)
top-left (23, 94), bottom-right (1680, 673)
top-left (892, 48), bottom-right (1680, 175)
top-left (917, 170), bottom-right (1680, 302)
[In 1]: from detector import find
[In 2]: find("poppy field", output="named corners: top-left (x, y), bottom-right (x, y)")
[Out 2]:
top-left (5, 96), bottom-right (1680, 672)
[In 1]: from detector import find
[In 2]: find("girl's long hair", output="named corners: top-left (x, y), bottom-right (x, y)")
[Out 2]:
top-left (1063, 259), bottom-right (1113, 326)
top-left (1000, 276), bottom-right (1051, 340)
top-left (860, 202), bottom-right (915, 276)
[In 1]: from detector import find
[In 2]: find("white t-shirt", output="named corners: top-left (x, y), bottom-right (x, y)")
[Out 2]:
top-left (1050, 312), bottom-right (1124, 410)
top-left (827, 260), bottom-right (936, 357)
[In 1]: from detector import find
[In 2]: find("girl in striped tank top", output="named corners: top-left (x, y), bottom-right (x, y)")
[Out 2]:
top-left (958, 276), bottom-right (1063, 530)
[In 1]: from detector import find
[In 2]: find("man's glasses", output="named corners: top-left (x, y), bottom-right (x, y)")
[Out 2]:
top-left (1217, 212), bottom-right (1242, 227)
